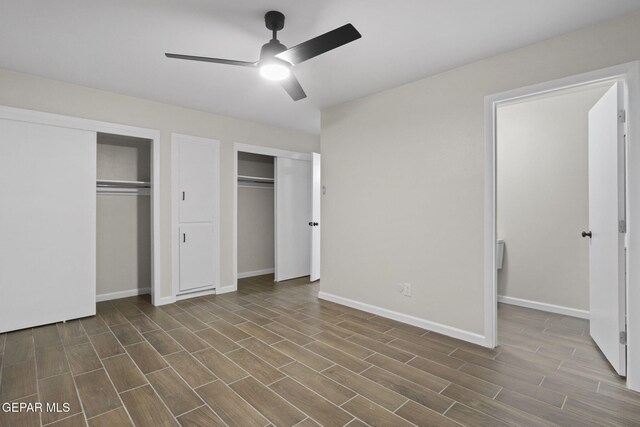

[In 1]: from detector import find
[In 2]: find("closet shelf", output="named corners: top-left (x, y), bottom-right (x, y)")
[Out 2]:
top-left (237, 175), bottom-right (274, 184)
top-left (96, 179), bottom-right (151, 195)
top-left (96, 179), bottom-right (151, 188)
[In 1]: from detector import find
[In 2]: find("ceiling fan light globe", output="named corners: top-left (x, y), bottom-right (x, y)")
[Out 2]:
top-left (259, 63), bottom-right (290, 81)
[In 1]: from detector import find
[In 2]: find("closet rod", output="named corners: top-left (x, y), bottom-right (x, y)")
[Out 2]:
top-left (237, 175), bottom-right (274, 184)
top-left (238, 183), bottom-right (274, 190)
top-left (97, 187), bottom-right (151, 196)
top-left (96, 179), bottom-right (151, 189)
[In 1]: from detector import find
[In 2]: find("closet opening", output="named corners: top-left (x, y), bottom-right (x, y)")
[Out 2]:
top-left (96, 132), bottom-right (153, 302)
top-left (237, 152), bottom-right (276, 280)
top-left (233, 143), bottom-right (318, 289)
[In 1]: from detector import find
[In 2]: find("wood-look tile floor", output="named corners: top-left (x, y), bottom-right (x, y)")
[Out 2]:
top-left (1, 275), bottom-right (639, 426)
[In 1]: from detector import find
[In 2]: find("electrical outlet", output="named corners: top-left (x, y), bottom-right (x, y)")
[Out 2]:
top-left (403, 283), bottom-right (412, 297)
top-left (396, 283), bottom-right (404, 293)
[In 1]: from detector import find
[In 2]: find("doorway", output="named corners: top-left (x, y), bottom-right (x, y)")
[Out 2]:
top-left (96, 133), bottom-right (153, 303)
top-left (233, 143), bottom-right (318, 289)
top-left (484, 61), bottom-right (640, 390)
top-left (237, 152), bottom-right (276, 279)
top-left (495, 81), bottom-right (626, 376)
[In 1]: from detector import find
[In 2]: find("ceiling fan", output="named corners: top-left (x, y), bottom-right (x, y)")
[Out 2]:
top-left (165, 11), bottom-right (361, 101)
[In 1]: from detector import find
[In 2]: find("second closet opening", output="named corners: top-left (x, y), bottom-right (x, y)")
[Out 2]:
top-left (237, 152), bottom-right (275, 279)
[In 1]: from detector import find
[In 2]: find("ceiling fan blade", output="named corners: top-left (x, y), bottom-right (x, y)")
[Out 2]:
top-left (275, 23), bottom-right (361, 65)
top-left (165, 53), bottom-right (257, 67)
top-left (280, 72), bottom-right (307, 101)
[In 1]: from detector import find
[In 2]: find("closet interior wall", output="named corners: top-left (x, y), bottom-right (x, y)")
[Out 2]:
top-left (96, 133), bottom-right (151, 299)
top-left (238, 152), bottom-right (275, 278)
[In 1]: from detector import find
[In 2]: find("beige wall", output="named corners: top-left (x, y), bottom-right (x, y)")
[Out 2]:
top-left (238, 187), bottom-right (275, 274)
top-left (96, 133), bottom-right (151, 181)
top-left (497, 85), bottom-right (609, 311)
top-left (0, 69), bottom-right (319, 299)
top-left (97, 195), bottom-right (151, 295)
top-left (238, 152), bottom-right (275, 178)
top-left (321, 12), bottom-right (640, 335)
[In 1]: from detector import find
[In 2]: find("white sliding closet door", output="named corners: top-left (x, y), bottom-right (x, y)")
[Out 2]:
top-left (310, 153), bottom-right (321, 282)
top-left (0, 119), bottom-right (96, 333)
top-left (275, 157), bottom-right (312, 281)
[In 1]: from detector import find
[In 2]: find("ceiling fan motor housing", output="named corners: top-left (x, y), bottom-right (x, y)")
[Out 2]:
top-left (264, 11), bottom-right (285, 31)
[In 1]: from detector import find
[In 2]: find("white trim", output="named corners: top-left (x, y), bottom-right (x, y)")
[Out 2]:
top-left (176, 287), bottom-right (216, 301)
top-left (625, 62), bottom-right (640, 391)
top-left (97, 288), bottom-right (150, 302)
top-left (484, 61), bottom-right (640, 391)
top-left (0, 105), bottom-right (160, 139)
top-left (233, 146), bottom-right (239, 289)
top-left (484, 91), bottom-right (498, 349)
top-left (156, 296), bottom-right (177, 306)
top-left (171, 133), bottom-right (221, 301)
top-left (318, 292), bottom-right (487, 346)
top-left (0, 105), bottom-right (163, 308)
top-left (234, 143), bottom-right (312, 161)
top-left (171, 136), bottom-right (180, 302)
top-left (274, 157), bottom-right (279, 282)
top-left (237, 268), bottom-right (275, 279)
top-left (151, 133), bottom-right (161, 307)
top-left (498, 295), bottom-right (590, 319)
top-left (233, 142), bottom-right (312, 290)
top-left (216, 285), bottom-right (238, 295)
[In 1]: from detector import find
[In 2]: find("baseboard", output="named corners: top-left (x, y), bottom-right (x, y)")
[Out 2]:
top-left (216, 285), bottom-right (237, 295)
top-left (237, 268), bottom-right (274, 279)
top-left (96, 288), bottom-right (150, 302)
top-left (498, 295), bottom-right (589, 319)
top-left (155, 295), bottom-right (176, 306)
top-left (318, 292), bottom-right (487, 346)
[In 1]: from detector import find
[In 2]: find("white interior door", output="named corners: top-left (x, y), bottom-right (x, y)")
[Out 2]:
top-left (173, 134), bottom-right (220, 296)
top-left (588, 81), bottom-right (626, 376)
top-left (179, 141), bottom-right (216, 223)
top-left (311, 153), bottom-right (321, 282)
top-left (275, 157), bottom-right (312, 281)
top-left (0, 119), bottom-right (96, 333)
top-left (179, 223), bottom-right (215, 292)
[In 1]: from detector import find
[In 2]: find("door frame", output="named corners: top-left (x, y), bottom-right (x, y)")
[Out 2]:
top-left (0, 105), bottom-right (162, 306)
top-left (232, 143), bottom-right (312, 291)
top-left (483, 61), bottom-right (640, 390)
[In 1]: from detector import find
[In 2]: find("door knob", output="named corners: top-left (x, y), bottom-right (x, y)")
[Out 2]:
top-left (309, 222), bottom-right (319, 226)
top-left (582, 231), bottom-right (592, 238)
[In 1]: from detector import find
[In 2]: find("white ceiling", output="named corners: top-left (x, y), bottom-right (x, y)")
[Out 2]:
top-left (1, 0), bottom-right (640, 134)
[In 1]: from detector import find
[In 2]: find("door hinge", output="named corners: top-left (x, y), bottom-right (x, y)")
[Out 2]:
top-left (619, 220), bottom-right (626, 233)
top-left (619, 110), bottom-right (626, 123)
top-left (620, 331), bottom-right (627, 345)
